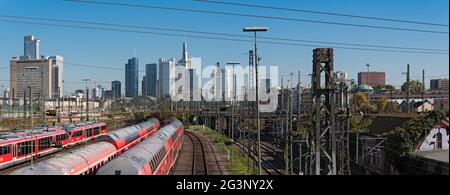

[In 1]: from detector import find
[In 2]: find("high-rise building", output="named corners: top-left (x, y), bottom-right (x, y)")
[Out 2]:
top-left (23, 35), bottom-right (40, 60)
top-left (50, 55), bottom-right (64, 98)
top-left (190, 57), bottom-right (201, 101)
top-left (10, 58), bottom-right (52, 98)
top-left (430, 79), bottom-right (449, 91)
top-left (159, 58), bottom-right (176, 98)
top-left (145, 63), bottom-right (157, 97)
top-left (11, 36), bottom-right (62, 99)
top-left (111, 80), bottom-right (121, 98)
top-left (104, 90), bottom-right (113, 100)
top-left (125, 57), bottom-right (139, 97)
top-left (92, 85), bottom-right (103, 99)
top-left (142, 76), bottom-right (147, 96)
top-left (358, 72), bottom-right (386, 87)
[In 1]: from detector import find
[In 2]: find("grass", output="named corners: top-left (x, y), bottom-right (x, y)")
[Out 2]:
top-left (189, 125), bottom-right (258, 175)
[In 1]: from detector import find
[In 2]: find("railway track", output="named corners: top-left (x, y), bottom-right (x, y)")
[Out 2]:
top-left (186, 131), bottom-right (208, 175)
top-left (171, 130), bottom-right (225, 175)
top-left (234, 140), bottom-right (283, 175)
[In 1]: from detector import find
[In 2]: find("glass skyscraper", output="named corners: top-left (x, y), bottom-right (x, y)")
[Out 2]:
top-left (111, 80), bottom-right (121, 98)
top-left (145, 63), bottom-right (157, 97)
top-left (159, 58), bottom-right (176, 98)
top-left (125, 57), bottom-right (139, 97)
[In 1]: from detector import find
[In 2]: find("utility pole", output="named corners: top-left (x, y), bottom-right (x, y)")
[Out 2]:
top-left (406, 64), bottom-right (410, 114)
top-left (23, 73), bottom-right (26, 120)
top-left (227, 61), bottom-right (240, 141)
top-left (422, 69), bottom-right (425, 113)
top-left (310, 48), bottom-right (337, 175)
top-left (83, 79), bottom-right (91, 121)
top-left (58, 86), bottom-right (61, 124)
top-left (289, 73), bottom-right (294, 175)
top-left (244, 27), bottom-right (268, 175)
top-left (284, 78), bottom-right (290, 175)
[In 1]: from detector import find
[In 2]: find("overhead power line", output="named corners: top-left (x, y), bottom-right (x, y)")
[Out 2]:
top-left (64, 0), bottom-right (449, 35)
top-left (193, 0), bottom-right (449, 27)
top-left (0, 14), bottom-right (446, 52)
top-left (0, 19), bottom-right (448, 55)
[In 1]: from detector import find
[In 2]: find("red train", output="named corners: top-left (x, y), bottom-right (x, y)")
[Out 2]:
top-left (10, 118), bottom-right (161, 175)
top-left (96, 118), bottom-right (184, 175)
top-left (0, 121), bottom-right (107, 171)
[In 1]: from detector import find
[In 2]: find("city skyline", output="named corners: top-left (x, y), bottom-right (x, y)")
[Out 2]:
top-left (0, 0), bottom-right (448, 95)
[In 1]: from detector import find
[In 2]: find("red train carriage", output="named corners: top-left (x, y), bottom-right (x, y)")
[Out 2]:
top-left (96, 118), bottom-right (183, 175)
top-left (11, 142), bottom-right (117, 175)
top-left (63, 121), bottom-right (108, 146)
top-left (10, 118), bottom-right (160, 175)
top-left (94, 118), bottom-right (160, 153)
top-left (0, 121), bottom-right (107, 171)
top-left (0, 129), bottom-right (68, 170)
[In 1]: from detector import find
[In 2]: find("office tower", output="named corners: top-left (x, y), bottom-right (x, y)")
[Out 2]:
top-left (159, 58), bottom-right (176, 98)
top-left (142, 75), bottom-right (147, 96)
top-left (10, 57), bottom-right (52, 99)
top-left (145, 63), bottom-right (157, 97)
top-left (111, 80), bottom-right (121, 98)
top-left (357, 72), bottom-right (386, 87)
top-left (23, 35), bottom-right (40, 60)
top-left (50, 55), bottom-right (64, 98)
top-left (430, 79), bottom-right (449, 90)
top-left (125, 57), bottom-right (139, 97)
top-left (11, 36), bottom-right (62, 99)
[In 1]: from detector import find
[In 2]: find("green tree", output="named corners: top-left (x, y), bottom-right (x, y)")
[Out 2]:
top-left (378, 96), bottom-right (388, 112)
top-left (355, 92), bottom-right (368, 108)
top-left (385, 85), bottom-right (396, 93)
top-left (373, 84), bottom-right (385, 90)
top-left (401, 80), bottom-right (424, 94)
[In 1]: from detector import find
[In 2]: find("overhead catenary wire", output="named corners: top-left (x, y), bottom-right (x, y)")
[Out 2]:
top-left (64, 0), bottom-right (449, 35)
top-left (193, 0), bottom-right (449, 27)
top-left (0, 19), bottom-right (448, 55)
top-left (0, 14), bottom-right (447, 52)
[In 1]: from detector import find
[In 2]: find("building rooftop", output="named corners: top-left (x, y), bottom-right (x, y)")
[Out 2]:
top-left (410, 150), bottom-right (449, 163)
top-left (355, 84), bottom-right (374, 92)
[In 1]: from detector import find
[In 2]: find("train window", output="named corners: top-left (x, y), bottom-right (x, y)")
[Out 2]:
top-left (73, 131), bottom-right (82, 138)
top-left (38, 137), bottom-right (52, 150)
top-left (101, 126), bottom-right (107, 131)
top-left (18, 141), bottom-right (34, 156)
top-left (56, 134), bottom-right (65, 141)
top-left (0, 145), bottom-right (10, 155)
top-left (85, 129), bottom-right (92, 137)
top-left (149, 160), bottom-right (155, 170)
top-left (93, 127), bottom-right (100, 135)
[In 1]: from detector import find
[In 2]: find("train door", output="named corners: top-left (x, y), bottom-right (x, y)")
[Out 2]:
top-left (12, 143), bottom-right (16, 161)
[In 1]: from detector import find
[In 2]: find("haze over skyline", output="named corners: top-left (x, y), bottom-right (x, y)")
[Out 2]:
top-left (0, 0), bottom-right (448, 94)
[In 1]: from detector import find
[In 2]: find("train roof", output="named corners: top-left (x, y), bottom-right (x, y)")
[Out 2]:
top-left (11, 142), bottom-right (117, 175)
top-left (63, 121), bottom-right (106, 131)
top-left (97, 119), bottom-right (181, 175)
top-left (0, 128), bottom-right (66, 144)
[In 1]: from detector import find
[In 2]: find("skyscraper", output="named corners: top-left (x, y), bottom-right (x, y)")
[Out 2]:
top-left (142, 76), bottom-right (147, 96)
top-left (10, 58), bottom-right (52, 99)
top-left (190, 57), bottom-right (202, 101)
top-left (23, 35), bottom-right (40, 60)
top-left (111, 80), bottom-right (121, 98)
top-left (10, 36), bottom-right (61, 99)
top-left (145, 63), bottom-right (157, 97)
top-left (125, 57), bottom-right (139, 97)
top-left (159, 58), bottom-right (176, 98)
top-left (50, 55), bottom-right (64, 98)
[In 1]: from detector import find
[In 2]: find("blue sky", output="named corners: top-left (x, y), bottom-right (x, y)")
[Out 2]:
top-left (0, 0), bottom-right (448, 94)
